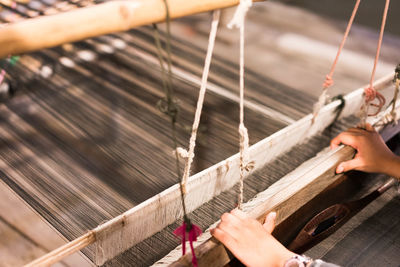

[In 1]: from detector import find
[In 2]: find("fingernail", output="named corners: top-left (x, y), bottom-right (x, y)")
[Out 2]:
top-left (269, 212), bottom-right (277, 220)
top-left (336, 164), bottom-right (344, 173)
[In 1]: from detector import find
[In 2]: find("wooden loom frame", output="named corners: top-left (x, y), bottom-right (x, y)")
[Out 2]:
top-left (0, 0), bottom-right (394, 265)
top-left (164, 77), bottom-right (400, 267)
top-left (25, 73), bottom-right (396, 266)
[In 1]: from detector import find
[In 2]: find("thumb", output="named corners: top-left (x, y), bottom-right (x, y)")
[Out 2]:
top-left (263, 212), bottom-right (276, 233)
top-left (336, 158), bottom-right (361, 174)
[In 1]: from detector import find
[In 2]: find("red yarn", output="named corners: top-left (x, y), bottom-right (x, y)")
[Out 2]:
top-left (174, 222), bottom-right (202, 266)
top-left (0, 69), bottom-right (5, 85)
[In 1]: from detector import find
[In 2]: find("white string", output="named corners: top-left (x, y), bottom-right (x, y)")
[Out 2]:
top-left (180, 10), bottom-right (220, 194)
top-left (228, 0), bottom-right (254, 209)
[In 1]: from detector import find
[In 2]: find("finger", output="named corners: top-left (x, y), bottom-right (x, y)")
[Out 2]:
top-left (221, 212), bottom-right (242, 227)
top-left (347, 127), bottom-right (366, 134)
top-left (211, 227), bottom-right (239, 252)
top-left (217, 220), bottom-right (242, 240)
top-left (365, 123), bottom-right (375, 132)
top-left (230, 209), bottom-right (247, 219)
top-left (263, 212), bottom-right (276, 233)
top-left (330, 132), bottom-right (358, 150)
top-left (336, 158), bottom-right (362, 173)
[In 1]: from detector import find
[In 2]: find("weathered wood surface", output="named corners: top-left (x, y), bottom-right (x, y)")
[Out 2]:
top-left (163, 104), bottom-right (400, 267)
top-left (303, 135), bottom-right (400, 266)
top-left (318, 191), bottom-right (400, 267)
top-left (0, 180), bottom-right (92, 266)
top-left (0, 0), bottom-right (265, 58)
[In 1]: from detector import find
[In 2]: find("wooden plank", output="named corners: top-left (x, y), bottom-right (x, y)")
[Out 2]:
top-left (160, 86), bottom-right (400, 267)
top-left (0, 180), bottom-right (93, 267)
top-left (0, 219), bottom-right (61, 267)
top-left (0, 0), bottom-right (264, 58)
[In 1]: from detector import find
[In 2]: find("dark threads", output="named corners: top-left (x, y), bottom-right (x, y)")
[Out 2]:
top-left (152, 0), bottom-right (189, 221)
top-left (394, 63), bottom-right (400, 81)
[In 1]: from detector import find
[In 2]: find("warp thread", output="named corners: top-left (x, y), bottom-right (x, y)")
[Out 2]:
top-left (312, 0), bottom-right (361, 123)
top-left (228, 0), bottom-right (254, 209)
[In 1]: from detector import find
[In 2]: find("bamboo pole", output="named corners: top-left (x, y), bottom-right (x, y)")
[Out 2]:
top-left (0, 0), bottom-right (264, 58)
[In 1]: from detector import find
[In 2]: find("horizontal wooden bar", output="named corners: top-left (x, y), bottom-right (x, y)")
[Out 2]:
top-left (0, 0), bottom-right (264, 58)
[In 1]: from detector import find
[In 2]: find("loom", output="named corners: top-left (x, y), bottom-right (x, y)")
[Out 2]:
top-left (0, 0), bottom-right (399, 266)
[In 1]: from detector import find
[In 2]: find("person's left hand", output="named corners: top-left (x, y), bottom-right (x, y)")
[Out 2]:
top-left (211, 209), bottom-right (295, 267)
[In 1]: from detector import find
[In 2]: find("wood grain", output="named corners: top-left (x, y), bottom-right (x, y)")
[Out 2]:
top-left (0, 0), bottom-right (264, 58)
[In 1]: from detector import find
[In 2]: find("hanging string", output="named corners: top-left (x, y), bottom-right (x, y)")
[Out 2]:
top-left (179, 10), bottom-right (220, 193)
top-left (360, 0), bottom-right (390, 126)
top-left (312, 0), bottom-right (361, 123)
top-left (228, 0), bottom-right (254, 210)
top-left (168, 10), bottom-right (220, 266)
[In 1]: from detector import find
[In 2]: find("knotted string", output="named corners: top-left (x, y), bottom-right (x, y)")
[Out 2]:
top-left (360, 0), bottom-right (390, 127)
top-left (312, 0), bottom-right (361, 123)
top-left (170, 10), bottom-right (220, 265)
top-left (228, 0), bottom-right (254, 209)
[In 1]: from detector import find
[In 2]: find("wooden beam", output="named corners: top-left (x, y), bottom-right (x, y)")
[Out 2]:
top-left (0, 180), bottom-right (92, 267)
top-left (25, 73), bottom-right (394, 266)
top-left (0, 0), bottom-right (265, 58)
top-left (162, 94), bottom-right (400, 267)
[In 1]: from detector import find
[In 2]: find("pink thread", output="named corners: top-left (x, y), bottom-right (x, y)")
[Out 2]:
top-left (364, 0), bottom-right (390, 116)
top-left (364, 86), bottom-right (377, 102)
top-left (11, 1), bottom-right (16, 9)
top-left (0, 69), bottom-right (6, 85)
top-left (173, 222), bottom-right (202, 266)
top-left (322, 0), bottom-right (361, 89)
top-left (323, 75), bottom-right (334, 88)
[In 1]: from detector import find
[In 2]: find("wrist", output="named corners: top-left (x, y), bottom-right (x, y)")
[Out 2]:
top-left (283, 254), bottom-right (313, 267)
top-left (277, 250), bottom-right (296, 267)
top-left (382, 154), bottom-right (400, 178)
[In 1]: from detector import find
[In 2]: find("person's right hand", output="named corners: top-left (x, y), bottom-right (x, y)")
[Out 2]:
top-left (211, 209), bottom-right (295, 267)
top-left (330, 123), bottom-right (400, 177)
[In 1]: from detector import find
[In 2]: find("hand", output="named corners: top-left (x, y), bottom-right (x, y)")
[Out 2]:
top-left (330, 123), bottom-right (400, 177)
top-left (211, 209), bottom-right (295, 267)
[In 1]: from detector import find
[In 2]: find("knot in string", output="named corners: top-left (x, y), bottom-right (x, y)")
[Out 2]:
top-left (323, 75), bottom-right (334, 88)
top-left (364, 86), bottom-right (377, 102)
top-left (239, 123), bottom-right (252, 169)
top-left (364, 86), bottom-right (386, 116)
top-left (227, 0), bottom-right (252, 29)
top-left (174, 147), bottom-right (191, 160)
top-left (157, 97), bottom-right (179, 123)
